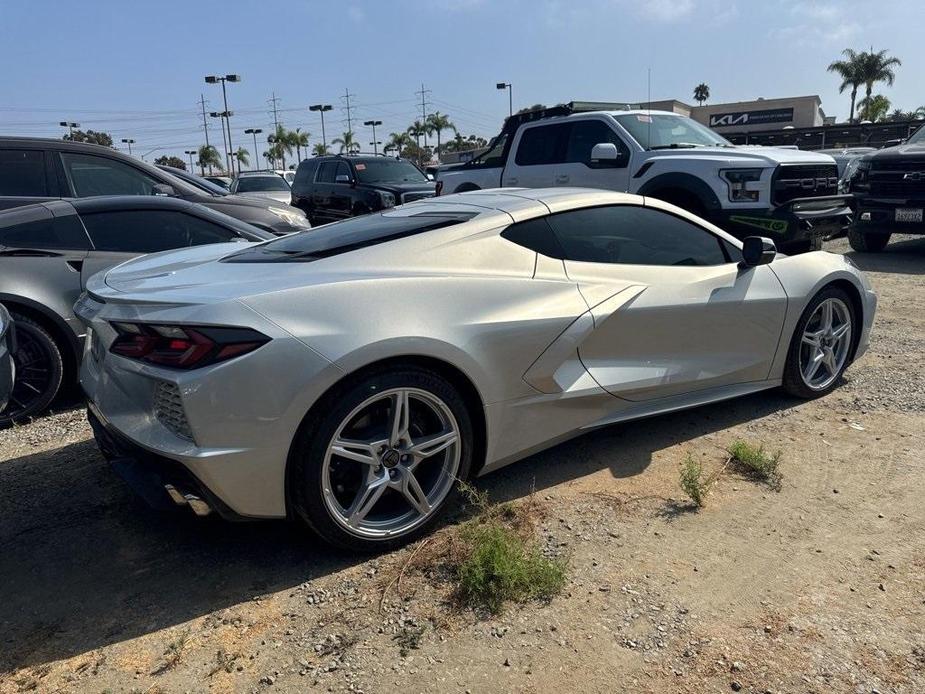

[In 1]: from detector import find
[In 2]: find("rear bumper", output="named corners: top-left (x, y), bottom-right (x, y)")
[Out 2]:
top-left (710, 195), bottom-right (852, 247)
top-left (853, 196), bottom-right (925, 234)
top-left (88, 402), bottom-right (245, 520)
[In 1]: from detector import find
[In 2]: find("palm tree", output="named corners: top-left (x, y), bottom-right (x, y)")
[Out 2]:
top-left (693, 83), bottom-right (710, 106)
top-left (828, 49), bottom-right (865, 123)
top-left (426, 112), bottom-right (456, 154)
top-left (407, 121), bottom-right (427, 150)
top-left (386, 132), bottom-right (413, 157)
top-left (915, 106), bottom-right (925, 119)
top-left (262, 151), bottom-right (275, 168)
top-left (234, 146), bottom-right (250, 170)
top-left (858, 94), bottom-right (891, 122)
top-left (857, 49), bottom-right (902, 107)
top-left (196, 144), bottom-right (222, 175)
top-left (331, 130), bottom-right (359, 154)
top-left (267, 125), bottom-right (293, 169)
top-left (293, 128), bottom-right (310, 162)
top-left (312, 142), bottom-right (329, 156)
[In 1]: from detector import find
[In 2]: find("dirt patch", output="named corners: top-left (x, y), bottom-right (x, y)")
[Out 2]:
top-left (1, 235), bottom-right (924, 693)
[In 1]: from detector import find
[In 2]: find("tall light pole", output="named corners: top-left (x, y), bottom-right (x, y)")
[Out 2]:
top-left (121, 138), bottom-right (135, 156)
top-left (205, 74), bottom-right (241, 175)
top-left (496, 82), bottom-right (513, 118)
top-left (310, 104), bottom-right (333, 151)
top-left (210, 111), bottom-right (232, 175)
top-left (364, 120), bottom-right (382, 154)
top-left (59, 121), bottom-right (80, 138)
top-left (183, 149), bottom-right (196, 172)
top-left (245, 128), bottom-right (263, 171)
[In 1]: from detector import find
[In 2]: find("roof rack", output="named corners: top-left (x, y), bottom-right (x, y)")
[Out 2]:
top-left (500, 101), bottom-right (642, 134)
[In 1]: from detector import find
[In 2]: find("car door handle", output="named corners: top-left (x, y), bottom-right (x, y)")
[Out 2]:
top-left (555, 174), bottom-right (569, 184)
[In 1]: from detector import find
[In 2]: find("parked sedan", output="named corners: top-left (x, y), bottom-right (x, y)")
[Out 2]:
top-left (0, 196), bottom-right (272, 426)
top-left (0, 137), bottom-right (309, 235)
top-left (230, 172), bottom-right (293, 205)
top-left (78, 188), bottom-right (876, 550)
top-left (0, 304), bottom-right (13, 414)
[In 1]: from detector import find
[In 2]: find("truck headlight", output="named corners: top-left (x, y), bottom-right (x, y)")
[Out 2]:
top-left (378, 191), bottom-right (396, 209)
top-left (268, 206), bottom-right (311, 228)
top-left (721, 168), bottom-right (763, 202)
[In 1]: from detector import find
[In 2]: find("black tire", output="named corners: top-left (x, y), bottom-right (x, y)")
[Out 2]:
top-left (782, 286), bottom-right (857, 399)
top-left (0, 312), bottom-right (65, 427)
top-left (289, 366), bottom-right (474, 551)
top-left (454, 183), bottom-right (481, 193)
top-left (785, 236), bottom-right (824, 254)
top-left (848, 226), bottom-right (890, 253)
top-left (650, 189), bottom-right (707, 219)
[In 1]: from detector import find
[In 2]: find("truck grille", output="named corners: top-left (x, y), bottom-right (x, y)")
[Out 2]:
top-left (772, 164), bottom-right (839, 206)
top-left (153, 381), bottom-right (194, 442)
top-left (401, 191), bottom-right (436, 204)
top-left (868, 159), bottom-right (925, 197)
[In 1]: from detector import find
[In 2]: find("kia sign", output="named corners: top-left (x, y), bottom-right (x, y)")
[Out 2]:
top-left (709, 108), bottom-right (794, 128)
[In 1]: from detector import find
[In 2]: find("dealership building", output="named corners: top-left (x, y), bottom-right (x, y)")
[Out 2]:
top-left (643, 94), bottom-right (922, 149)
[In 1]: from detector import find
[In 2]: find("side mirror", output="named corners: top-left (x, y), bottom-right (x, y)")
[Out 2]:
top-left (334, 174), bottom-right (352, 184)
top-left (741, 236), bottom-right (776, 267)
top-left (152, 183), bottom-right (176, 197)
top-left (591, 143), bottom-right (619, 161)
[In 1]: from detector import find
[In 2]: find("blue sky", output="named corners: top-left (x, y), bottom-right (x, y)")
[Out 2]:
top-left (0, 0), bottom-right (921, 164)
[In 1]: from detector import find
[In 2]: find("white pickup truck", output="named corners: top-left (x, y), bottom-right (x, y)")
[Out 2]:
top-left (436, 102), bottom-right (850, 252)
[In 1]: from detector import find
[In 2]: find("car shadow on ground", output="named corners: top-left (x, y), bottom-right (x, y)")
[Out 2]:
top-left (0, 389), bottom-right (799, 672)
top-left (845, 235), bottom-right (925, 275)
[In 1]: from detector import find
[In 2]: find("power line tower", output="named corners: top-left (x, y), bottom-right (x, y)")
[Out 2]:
top-left (341, 88), bottom-right (356, 134)
top-left (197, 94), bottom-right (212, 173)
top-left (415, 83), bottom-right (432, 148)
top-left (268, 92), bottom-right (282, 132)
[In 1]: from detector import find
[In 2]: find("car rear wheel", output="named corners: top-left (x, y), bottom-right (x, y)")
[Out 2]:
top-left (0, 313), bottom-right (64, 427)
top-left (782, 287), bottom-right (856, 399)
top-left (848, 227), bottom-right (890, 252)
top-left (289, 366), bottom-right (473, 550)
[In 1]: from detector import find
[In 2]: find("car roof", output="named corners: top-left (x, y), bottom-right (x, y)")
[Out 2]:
top-left (236, 171), bottom-right (283, 177)
top-left (0, 136), bottom-right (125, 155)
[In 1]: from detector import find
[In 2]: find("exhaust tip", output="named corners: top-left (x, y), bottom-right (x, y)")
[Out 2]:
top-left (164, 484), bottom-right (213, 517)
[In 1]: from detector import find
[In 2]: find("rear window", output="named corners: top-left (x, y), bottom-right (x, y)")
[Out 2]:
top-left (222, 211), bottom-right (477, 263)
top-left (0, 150), bottom-right (48, 197)
top-left (354, 159), bottom-right (427, 184)
top-left (0, 206), bottom-right (90, 250)
top-left (235, 176), bottom-right (290, 192)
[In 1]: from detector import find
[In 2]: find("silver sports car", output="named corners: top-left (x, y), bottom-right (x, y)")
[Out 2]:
top-left (77, 188), bottom-right (876, 550)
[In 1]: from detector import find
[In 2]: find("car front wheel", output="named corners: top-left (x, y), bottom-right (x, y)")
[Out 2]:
top-left (782, 286), bottom-right (856, 399)
top-left (289, 366), bottom-right (473, 550)
top-left (848, 227), bottom-right (890, 252)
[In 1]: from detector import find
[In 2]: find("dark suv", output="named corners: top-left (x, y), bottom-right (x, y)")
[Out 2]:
top-left (844, 125), bottom-right (925, 252)
top-left (290, 155), bottom-right (435, 225)
top-left (0, 138), bottom-right (309, 235)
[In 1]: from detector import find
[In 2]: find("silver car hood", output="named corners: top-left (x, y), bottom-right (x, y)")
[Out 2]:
top-left (237, 191), bottom-right (292, 204)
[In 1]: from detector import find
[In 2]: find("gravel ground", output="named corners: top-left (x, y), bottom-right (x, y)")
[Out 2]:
top-left (1, 235), bottom-right (924, 694)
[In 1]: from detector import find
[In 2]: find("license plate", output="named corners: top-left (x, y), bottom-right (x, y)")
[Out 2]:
top-left (895, 208), bottom-right (923, 223)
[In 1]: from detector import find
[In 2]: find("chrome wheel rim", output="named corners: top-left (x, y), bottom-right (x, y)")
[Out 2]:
top-left (321, 387), bottom-right (461, 539)
top-left (800, 297), bottom-right (852, 391)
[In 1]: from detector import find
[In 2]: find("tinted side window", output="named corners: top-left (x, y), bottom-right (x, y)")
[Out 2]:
top-left (334, 162), bottom-right (352, 181)
top-left (514, 124), bottom-right (569, 166)
top-left (0, 150), bottom-right (48, 196)
top-left (565, 121), bottom-right (629, 167)
top-left (316, 162), bottom-right (337, 183)
top-left (81, 210), bottom-right (236, 253)
top-left (60, 153), bottom-right (159, 197)
top-left (501, 217), bottom-right (564, 258)
top-left (0, 208), bottom-right (91, 250)
top-left (292, 161), bottom-right (316, 192)
top-left (546, 205), bottom-right (728, 266)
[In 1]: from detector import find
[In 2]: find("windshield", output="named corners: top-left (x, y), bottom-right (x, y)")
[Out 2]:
top-left (907, 126), bottom-right (925, 145)
top-left (236, 175), bottom-right (290, 192)
top-left (354, 159), bottom-right (427, 184)
top-left (223, 211), bottom-right (476, 262)
top-left (615, 114), bottom-right (732, 150)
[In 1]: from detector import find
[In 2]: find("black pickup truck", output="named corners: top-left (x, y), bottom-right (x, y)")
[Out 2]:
top-left (845, 125), bottom-right (925, 252)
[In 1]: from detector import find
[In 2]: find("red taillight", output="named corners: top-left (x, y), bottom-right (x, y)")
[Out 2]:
top-left (434, 180), bottom-right (443, 197)
top-left (109, 323), bottom-right (269, 369)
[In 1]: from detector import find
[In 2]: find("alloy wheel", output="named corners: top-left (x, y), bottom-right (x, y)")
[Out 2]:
top-left (321, 387), bottom-right (461, 539)
top-left (799, 297), bottom-right (852, 391)
top-left (5, 325), bottom-right (55, 421)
